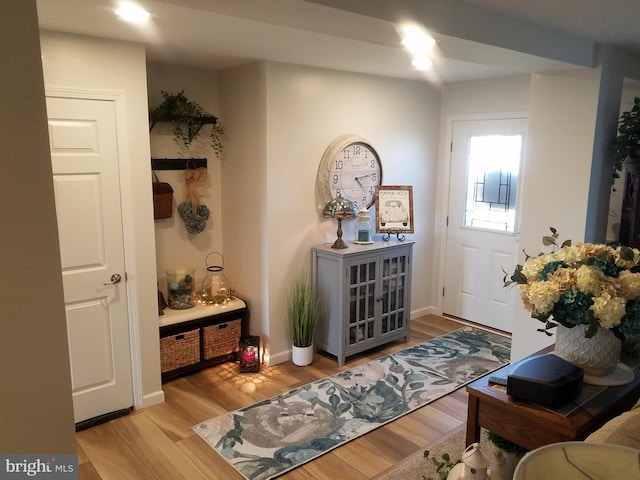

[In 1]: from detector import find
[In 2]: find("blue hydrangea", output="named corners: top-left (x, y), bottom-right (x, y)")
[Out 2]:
top-left (552, 289), bottom-right (593, 326)
top-left (538, 261), bottom-right (566, 281)
top-left (619, 301), bottom-right (640, 336)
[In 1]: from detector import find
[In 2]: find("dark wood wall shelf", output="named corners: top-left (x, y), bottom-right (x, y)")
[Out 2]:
top-left (149, 115), bottom-right (217, 133)
top-left (151, 157), bottom-right (207, 171)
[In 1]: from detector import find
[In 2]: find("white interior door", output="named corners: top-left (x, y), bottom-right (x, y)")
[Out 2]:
top-left (47, 95), bottom-right (133, 423)
top-left (443, 118), bottom-right (526, 332)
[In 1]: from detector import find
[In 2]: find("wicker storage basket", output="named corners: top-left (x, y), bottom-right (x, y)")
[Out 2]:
top-left (160, 328), bottom-right (200, 372)
top-left (203, 319), bottom-right (241, 360)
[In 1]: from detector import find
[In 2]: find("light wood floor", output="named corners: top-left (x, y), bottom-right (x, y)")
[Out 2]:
top-left (76, 315), bottom-right (483, 479)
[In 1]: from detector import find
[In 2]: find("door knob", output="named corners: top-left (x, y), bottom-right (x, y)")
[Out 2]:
top-left (102, 273), bottom-right (122, 286)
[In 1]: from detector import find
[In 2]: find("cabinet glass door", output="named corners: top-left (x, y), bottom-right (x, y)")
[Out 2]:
top-left (381, 253), bottom-right (408, 337)
top-left (347, 260), bottom-right (376, 347)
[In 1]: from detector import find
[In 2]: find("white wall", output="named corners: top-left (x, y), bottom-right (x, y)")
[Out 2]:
top-left (39, 31), bottom-right (163, 407)
top-left (219, 63), bottom-right (269, 350)
top-left (262, 62), bottom-right (441, 362)
top-left (147, 63), bottom-right (224, 289)
top-left (218, 62), bottom-right (440, 364)
top-left (512, 68), bottom-right (602, 361)
top-left (1, 0), bottom-right (76, 454)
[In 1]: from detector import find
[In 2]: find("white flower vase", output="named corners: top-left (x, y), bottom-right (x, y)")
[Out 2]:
top-left (292, 345), bottom-right (314, 366)
top-left (554, 324), bottom-right (620, 377)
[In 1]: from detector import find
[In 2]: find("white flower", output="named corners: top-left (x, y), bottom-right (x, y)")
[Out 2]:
top-left (618, 270), bottom-right (640, 300)
top-left (590, 293), bottom-right (626, 329)
top-left (523, 281), bottom-right (561, 316)
top-left (575, 265), bottom-right (601, 295)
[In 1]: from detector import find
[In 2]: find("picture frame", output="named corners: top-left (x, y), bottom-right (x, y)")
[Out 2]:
top-left (375, 185), bottom-right (414, 235)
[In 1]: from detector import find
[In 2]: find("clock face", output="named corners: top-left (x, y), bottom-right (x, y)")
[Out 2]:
top-left (318, 135), bottom-right (382, 210)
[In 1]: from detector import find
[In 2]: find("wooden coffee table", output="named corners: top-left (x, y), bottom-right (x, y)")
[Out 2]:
top-left (465, 348), bottom-right (640, 450)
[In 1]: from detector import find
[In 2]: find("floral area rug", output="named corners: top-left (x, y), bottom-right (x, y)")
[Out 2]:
top-left (193, 327), bottom-right (511, 480)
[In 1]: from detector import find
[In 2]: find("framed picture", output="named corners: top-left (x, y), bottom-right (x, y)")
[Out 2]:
top-left (375, 185), bottom-right (414, 234)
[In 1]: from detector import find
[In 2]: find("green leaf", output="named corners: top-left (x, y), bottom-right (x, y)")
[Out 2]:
top-left (620, 245), bottom-right (635, 261)
top-left (510, 265), bottom-right (527, 284)
top-left (542, 235), bottom-right (556, 246)
top-left (585, 319), bottom-right (600, 338)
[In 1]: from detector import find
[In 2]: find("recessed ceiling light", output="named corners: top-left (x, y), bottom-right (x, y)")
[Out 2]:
top-left (411, 57), bottom-right (433, 71)
top-left (400, 25), bottom-right (436, 54)
top-left (116, 2), bottom-right (150, 24)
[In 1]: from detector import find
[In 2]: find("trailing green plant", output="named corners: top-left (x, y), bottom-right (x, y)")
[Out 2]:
top-left (486, 431), bottom-right (528, 457)
top-left (613, 96), bottom-right (640, 186)
top-left (422, 450), bottom-right (461, 480)
top-left (287, 271), bottom-right (319, 348)
top-left (149, 90), bottom-right (225, 157)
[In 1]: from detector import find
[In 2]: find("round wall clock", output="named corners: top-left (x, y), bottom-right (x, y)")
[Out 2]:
top-left (317, 135), bottom-right (383, 210)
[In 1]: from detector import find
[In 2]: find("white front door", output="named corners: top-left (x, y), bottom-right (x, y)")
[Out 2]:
top-left (47, 94), bottom-right (133, 423)
top-left (443, 118), bottom-right (526, 332)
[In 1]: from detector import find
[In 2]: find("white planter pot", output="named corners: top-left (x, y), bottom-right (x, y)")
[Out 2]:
top-left (292, 344), bottom-right (314, 366)
top-left (554, 324), bottom-right (620, 377)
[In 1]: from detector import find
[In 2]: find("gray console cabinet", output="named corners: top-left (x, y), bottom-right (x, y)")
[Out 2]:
top-left (311, 241), bottom-right (413, 366)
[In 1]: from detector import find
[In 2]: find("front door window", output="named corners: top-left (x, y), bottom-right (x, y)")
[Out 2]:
top-left (464, 134), bottom-right (522, 233)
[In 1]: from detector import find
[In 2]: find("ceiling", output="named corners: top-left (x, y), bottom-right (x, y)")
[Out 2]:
top-left (35, 0), bottom-right (640, 84)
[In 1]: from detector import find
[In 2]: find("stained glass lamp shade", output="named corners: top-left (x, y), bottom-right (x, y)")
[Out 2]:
top-left (322, 197), bottom-right (359, 249)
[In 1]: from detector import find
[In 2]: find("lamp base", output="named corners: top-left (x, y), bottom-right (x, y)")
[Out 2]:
top-left (331, 238), bottom-right (348, 249)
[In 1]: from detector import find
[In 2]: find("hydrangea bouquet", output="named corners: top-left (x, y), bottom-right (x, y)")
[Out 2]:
top-left (504, 227), bottom-right (640, 338)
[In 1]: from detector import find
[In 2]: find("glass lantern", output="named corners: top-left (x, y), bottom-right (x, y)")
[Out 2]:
top-left (205, 252), bottom-right (229, 304)
top-left (239, 336), bottom-right (261, 372)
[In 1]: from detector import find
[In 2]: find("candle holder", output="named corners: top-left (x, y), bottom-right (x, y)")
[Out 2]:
top-left (239, 335), bottom-right (261, 372)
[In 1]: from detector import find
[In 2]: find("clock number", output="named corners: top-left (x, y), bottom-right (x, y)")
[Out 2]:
top-left (352, 145), bottom-right (361, 156)
top-left (335, 188), bottom-right (341, 197)
top-left (362, 196), bottom-right (367, 206)
top-left (371, 173), bottom-right (377, 182)
top-left (332, 174), bottom-right (339, 184)
top-left (370, 159), bottom-right (376, 168)
top-left (334, 159), bottom-right (343, 170)
top-left (341, 148), bottom-right (350, 160)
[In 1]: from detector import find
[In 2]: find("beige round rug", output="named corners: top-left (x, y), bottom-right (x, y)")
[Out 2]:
top-left (376, 427), bottom-right (499, 480)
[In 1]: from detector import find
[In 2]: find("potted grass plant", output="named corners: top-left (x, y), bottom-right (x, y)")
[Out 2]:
top-left (287, 271), bottom-right (319, 366)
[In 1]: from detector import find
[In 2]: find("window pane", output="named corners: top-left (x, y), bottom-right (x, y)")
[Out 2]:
top-left (464, 134), bottom-right (521, 232)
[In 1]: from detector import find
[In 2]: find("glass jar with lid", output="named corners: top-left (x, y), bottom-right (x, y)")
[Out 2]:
top-left (354, 208), bottom-right (373, 244)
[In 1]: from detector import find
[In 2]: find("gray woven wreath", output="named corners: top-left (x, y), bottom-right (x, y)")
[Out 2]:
top-left (178, 201), bottom-right (210, 235)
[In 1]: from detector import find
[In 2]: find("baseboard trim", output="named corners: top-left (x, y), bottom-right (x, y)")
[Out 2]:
top-left (411, 306), bottom-right (436, 318)
top-left (268, 350), bottom-right (291, 366)
top-left (142, 389), bottom-right (165, 408)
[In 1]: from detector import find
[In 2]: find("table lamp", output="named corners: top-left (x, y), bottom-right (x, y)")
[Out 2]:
top-left (322, 196), bottom-right (359, 249)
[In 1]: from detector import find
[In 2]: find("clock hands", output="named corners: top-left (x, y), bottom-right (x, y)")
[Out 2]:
top-left (355, 173), bottom-right (377, 182)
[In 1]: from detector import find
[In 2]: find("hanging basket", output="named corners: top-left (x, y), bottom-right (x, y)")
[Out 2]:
top-left (152, 172), bottom-right (173, 219)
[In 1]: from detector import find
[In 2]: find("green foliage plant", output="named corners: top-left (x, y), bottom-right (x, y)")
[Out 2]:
top-left (613, 96), bottom-right (640, 186)
top-left (486, 431), bottom-right (528, 457)
top-left (422, 450), bottom-right (461, 480)
top-left (149, 90), bottom-right (225, 156)
top-left (287, 271), bottom-right (319, 348)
